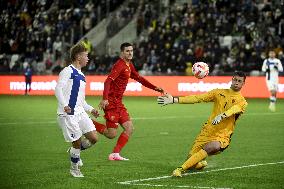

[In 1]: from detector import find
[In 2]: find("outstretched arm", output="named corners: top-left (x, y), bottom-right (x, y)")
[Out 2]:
top-left (178, 91), bottom-right (215, 104)
top-left (130, 63), bottom-right (164, 93)
top-left (157, 90), bottom-right (216, 106)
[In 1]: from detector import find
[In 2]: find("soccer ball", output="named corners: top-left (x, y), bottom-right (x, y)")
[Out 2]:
top-left (192, 62), bottom-right (209, 79)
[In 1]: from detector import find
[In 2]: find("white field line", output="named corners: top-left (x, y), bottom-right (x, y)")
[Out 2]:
top-left (123, 183), bottom-right (233, 189)
top-left (0, 121), bottom-right (57, 125)
top-left (0, 112), bottom-right (283, 125)
top-left (118, 161), bottom-right (284, 186)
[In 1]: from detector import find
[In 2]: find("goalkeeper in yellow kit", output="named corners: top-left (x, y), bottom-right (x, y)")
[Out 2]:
top-left (157, 71), bottom-right (248, 177)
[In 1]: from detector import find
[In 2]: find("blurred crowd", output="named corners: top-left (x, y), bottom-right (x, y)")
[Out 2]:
top-left (106, 0), bottom-right (138, 37)
top-left (134, 0), bottom-right (284, 75)
top-left (0, 0), bottom-right (284, 76)
top-left (0, 0), bottom-right (125, 74)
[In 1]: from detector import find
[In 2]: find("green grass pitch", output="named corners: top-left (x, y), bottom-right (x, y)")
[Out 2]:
top-left (0, 96), bottom-right (283, 189)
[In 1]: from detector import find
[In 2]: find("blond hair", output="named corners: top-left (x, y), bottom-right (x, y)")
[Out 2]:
top-left (70, 42), bottom-right (87, 61)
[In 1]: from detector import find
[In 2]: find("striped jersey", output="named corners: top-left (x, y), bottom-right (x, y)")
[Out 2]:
top-left (55, 64), bottom-right (93, 115)
top-left (262, 58), bottom-right (283, 82)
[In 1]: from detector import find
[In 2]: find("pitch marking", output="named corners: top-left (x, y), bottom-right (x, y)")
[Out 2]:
top-left (118, 161), bottom-right (284, 188)
top-left (123, 183), bottom-right (232, 189)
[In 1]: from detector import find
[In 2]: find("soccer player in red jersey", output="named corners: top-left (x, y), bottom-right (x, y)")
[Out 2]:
top-left (93, 42), bottom-right (164, 160)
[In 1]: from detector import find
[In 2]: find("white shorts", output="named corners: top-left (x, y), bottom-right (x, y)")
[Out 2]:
top-left (266, 80), bottom-right (278, 91)
top-left (57, 111), bottom-right (96, 142)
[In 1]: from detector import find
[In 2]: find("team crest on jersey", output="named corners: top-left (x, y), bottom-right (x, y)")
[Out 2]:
top-left (125, 69), bottom-right (130, 77)
top-left (110, 116), bottom-right (115, 121)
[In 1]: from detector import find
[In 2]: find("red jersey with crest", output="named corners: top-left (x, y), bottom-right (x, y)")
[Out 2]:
top-left (103, 58), bottom-right (157, 109)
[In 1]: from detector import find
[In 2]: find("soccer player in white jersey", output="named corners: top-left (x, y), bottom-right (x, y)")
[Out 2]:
top-left (55, 42), bottom-right (99, 177)
top-left (262, 50), bottom-right (283, 112)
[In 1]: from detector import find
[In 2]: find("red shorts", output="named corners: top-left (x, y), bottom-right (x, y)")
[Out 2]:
top-left (104, 107), bottom-right (130, 129)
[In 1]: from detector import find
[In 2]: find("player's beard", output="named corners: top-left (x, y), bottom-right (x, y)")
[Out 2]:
top-left (231, 85), bottom-right (241, 91)
top-left (124, 56), bottom-right (132, 62)
top-left (127, 55), bottom-right (133, 61)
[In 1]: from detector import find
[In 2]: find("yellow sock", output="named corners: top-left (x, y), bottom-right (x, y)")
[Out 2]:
top-left (181, 149), bottom-right (208, 170)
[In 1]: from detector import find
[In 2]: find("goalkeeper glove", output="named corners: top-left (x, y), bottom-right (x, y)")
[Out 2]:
top-left (157, 93), bottom-right (178, 106)
top-left (212, 113), bottom-right (227, 125)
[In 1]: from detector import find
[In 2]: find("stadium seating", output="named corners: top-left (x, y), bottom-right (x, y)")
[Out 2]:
top-left (0, 0), bottom-right (283, 76)
top-left (134, 1), bottom-right (284, 76)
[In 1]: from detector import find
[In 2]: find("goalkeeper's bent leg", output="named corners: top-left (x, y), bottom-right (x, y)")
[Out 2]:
top-left (181, 149), bottom-right (208, 170)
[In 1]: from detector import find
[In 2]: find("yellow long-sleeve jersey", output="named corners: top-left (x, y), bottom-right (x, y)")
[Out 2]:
top-left (179, 89), bottom-right (248, 139)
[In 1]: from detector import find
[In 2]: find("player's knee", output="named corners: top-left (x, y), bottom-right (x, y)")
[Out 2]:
top-left (88, 135), bottom-right (98, 144)
top-left (72, 140), bottom-right (81, 149)
top-left (89, 139), bottom-right (97, 144)
top-left (125, 126), bottom-right (133, 135)
top-left (105, 129), bottom-right (117, 139)
top-left (122, 122), bottom-right (134, 135)
top-left (203, 142), bottom-right (221, 155)
top-left (106, 134), bottom-right (116, 139)
top-left (208, 147), bottom-right (220, 155)
top-left (204, 146), bottom-right (217, 155)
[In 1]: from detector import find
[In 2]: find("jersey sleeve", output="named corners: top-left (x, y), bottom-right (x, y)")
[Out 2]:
top-left (224, 99), bottom-right (248, 117)
top-left (103, 63), bottom-right (124, 100)
top-left (130, 63), bottom-right (157, 90)
top-left (261, 59), bottom-right (267, 72)
top-left (108, 62), bottom-right (124, 81)
top-left (83, 100), bottom-right (94, 113)
top-left (103, 78), bottom-right (112, 100)
top-left (277, 59), bottom-right (283, 72)
top-left (55, 68), bottom-right (70, 107)
top-left (179, 89), bottom-right (216, 104)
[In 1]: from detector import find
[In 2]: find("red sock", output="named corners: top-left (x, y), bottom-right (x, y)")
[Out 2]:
top-left (113, 132), bottom-right (129, 153)
top-left (92, 120), bottom-right (106, 134)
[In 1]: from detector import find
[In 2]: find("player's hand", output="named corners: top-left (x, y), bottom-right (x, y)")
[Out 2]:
top-left (91, 109), bottom-right (100, 118)
top-left (64, 106), bottom-right (71, 113)
top-left (212, 113), bottom-right (227, 125)
top-left (155, 87), bottom-right (165, 95)
top-left (157, 93), bottom-right (174, 106)
top-left (99, 100), bottom-right (109, 110)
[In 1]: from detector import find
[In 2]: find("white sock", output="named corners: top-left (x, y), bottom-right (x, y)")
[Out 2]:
top-left (270, 96), bottom-right (276, 104)
top-left (70, 147), bottom-right (80, 165)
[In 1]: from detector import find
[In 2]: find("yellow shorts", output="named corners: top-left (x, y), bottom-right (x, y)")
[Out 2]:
top-left (189, 129), bottom-right (231, 156)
